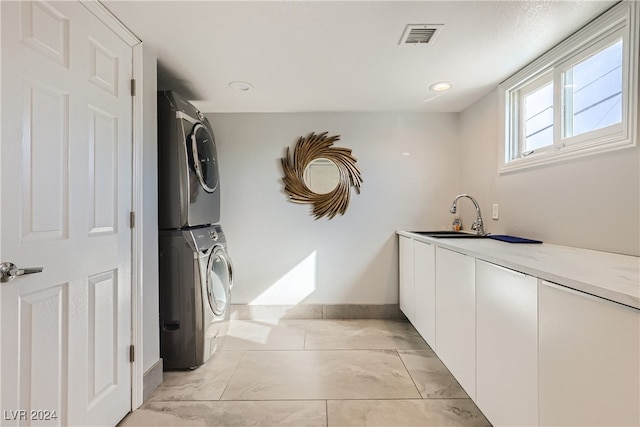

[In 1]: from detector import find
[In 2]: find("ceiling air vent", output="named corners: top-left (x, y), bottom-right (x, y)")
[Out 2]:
top-left (399, 24), bottom-right (444, 45)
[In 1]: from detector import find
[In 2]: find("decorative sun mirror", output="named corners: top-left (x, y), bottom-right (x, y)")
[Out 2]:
top-left (281, 132), bottom-right (362, 219)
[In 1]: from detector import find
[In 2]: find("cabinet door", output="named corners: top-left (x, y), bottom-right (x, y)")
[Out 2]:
top-left (398, 235), bottom-right (415, 322)
top-left (435, 247), bottom-right (475, 399)
top-left (476, 260), bottom-right (538, 427)
top-left (539, 281), bottom-right (640, 427)
top-left (414, 240), bottom-right (435, 348)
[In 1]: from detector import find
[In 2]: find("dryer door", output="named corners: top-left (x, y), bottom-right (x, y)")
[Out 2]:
top-left (190, 123), bottom-right (219, 193)
top-left (206, 246), bottom-right (233, 316)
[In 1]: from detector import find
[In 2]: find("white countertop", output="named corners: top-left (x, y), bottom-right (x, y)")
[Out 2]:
top-left (397, 231), bottom-right (640, 310)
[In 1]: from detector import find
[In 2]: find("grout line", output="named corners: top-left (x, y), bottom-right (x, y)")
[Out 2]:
top-left (321, 397), bottom-right (471, 402)
top-left (233, 348), bottom-right (422, 352)
top-left (325, 400), bottom-right (329, 427)
top-left (395, 349), bottom-right (425, 399)
top-left (216, 350), bottom-right (246, 401)
top-left (147, 397), bottom-right (470, 403)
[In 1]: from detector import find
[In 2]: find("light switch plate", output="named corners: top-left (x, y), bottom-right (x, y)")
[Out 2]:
top-left (492, 204), bottom-right (499, 220)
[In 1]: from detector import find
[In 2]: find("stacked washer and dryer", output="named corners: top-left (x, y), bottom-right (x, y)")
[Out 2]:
top-left (157, 91), bottom-right (233, 370)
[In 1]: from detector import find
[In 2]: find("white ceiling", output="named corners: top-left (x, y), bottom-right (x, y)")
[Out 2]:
top-left (102, 0), bottom-right (616, 113)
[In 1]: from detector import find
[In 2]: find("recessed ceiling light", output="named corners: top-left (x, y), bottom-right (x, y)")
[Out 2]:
top-left (429, 81), bottom-right (452, 92)
top-left (228, 81), bottom-right (254, 91)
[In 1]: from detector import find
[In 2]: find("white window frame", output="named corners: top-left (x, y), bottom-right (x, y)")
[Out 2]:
top-left (499, 1), bottom-right (639, 173)
top-left (558, 30), bottom-right (625, 147)
top-left (516, 70), bottom-right (555, 158)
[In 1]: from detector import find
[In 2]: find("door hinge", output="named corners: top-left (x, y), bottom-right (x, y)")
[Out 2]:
top-left (129, 345), bottom-right (135, 363)
top-left (129, 211), bottom-right (135, 229)
top-left (130, 79), bottom-right (136, 96)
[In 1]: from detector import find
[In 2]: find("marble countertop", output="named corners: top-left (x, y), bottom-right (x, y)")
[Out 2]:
top-left (397, 231), bottom-right (640, 310)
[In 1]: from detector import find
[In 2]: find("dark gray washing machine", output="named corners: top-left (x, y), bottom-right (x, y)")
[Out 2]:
top-left (157, 90), bottom-right (220, 228)
top-left (159, 224), bottom-right (233, 370)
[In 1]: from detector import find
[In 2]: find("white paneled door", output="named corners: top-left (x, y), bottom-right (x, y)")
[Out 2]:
top-left (1, 1), bottom-right (133, 426)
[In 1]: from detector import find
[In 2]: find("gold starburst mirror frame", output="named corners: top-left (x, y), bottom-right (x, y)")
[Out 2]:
top-left (281, 132), bottom-right (362, 219)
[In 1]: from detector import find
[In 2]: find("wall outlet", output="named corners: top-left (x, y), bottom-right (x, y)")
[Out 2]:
top-left (492, 204), bottom-right (499, 220)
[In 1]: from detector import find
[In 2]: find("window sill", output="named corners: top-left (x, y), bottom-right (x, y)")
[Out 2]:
top-left (499, 134), bottom-right (636, 174)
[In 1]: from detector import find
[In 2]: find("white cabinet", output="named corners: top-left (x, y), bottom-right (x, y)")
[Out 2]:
top-left (398, 235), bottom-right (415, 323)
top-left (413, 240), bottom-right (435, 348)
top-left (476, 260), bottom-right (538, 427)
top-left (398, 237), bottom-right (435, 348)
top-left (399, 232), bottom-right (640, 427)
top-left (538, 281), bottom-right (640, 427)
top-left (435, 246), bottom-right (476, 399)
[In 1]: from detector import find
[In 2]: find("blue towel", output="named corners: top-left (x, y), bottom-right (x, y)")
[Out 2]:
top-left (488, 235), bottom-right (542, 244)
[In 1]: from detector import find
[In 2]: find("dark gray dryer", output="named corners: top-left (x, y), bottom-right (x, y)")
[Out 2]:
top-left (157, 90), bottom-right (220, 228)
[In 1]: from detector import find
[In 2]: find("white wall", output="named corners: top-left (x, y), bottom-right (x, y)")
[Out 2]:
top-left (140, 47), bottom-right (159, 373)
top-left (208, 112), bottom-right (461, 304)
top-left (458, 89), bottom-right (640, 256)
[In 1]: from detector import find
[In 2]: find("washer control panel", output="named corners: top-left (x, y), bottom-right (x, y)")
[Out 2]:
top-left (187, 224), bottom-right (225, 252)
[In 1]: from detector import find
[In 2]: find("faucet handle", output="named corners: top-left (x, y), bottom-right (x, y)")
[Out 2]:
top-left (471, 219), bottom-right (485, 235)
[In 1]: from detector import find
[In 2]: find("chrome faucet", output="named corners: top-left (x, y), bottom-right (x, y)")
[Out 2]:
top-left (449, 194), bottom-right (485, 235)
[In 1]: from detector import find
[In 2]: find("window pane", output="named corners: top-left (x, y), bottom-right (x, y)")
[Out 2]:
top-left (524, 82), bottom-right (554, 151)
top-left (564, 39), bottom-right (622, 137)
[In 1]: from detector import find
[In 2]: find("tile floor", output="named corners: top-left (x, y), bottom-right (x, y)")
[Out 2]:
top-left (118, 319), bottom-right (491, 426)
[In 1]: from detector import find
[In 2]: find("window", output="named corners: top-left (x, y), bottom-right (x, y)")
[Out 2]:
top-left (500, 1), bottom-right (638, 172)
top-left (562, 38), bottom-right (622, 139)
top-left (520, 72), bottom-right (554, 155)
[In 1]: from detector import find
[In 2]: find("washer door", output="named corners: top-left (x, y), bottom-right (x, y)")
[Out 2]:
top-left (206, 246), bottom-right (233, 316)
top-left (189, 123), bottom-right (218, 193)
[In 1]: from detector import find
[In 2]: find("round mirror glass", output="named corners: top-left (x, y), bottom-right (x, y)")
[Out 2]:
top-left (303, 158), bottom-right (340, 194)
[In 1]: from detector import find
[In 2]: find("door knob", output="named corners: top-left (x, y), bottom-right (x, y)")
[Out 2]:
top-left (1, 262), bottom-right (44, 283)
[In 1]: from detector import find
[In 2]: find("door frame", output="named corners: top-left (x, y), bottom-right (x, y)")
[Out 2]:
top-left (79, 0), bottom-right (147, 411)
top-left (0, 1), bottom-right (4, 417)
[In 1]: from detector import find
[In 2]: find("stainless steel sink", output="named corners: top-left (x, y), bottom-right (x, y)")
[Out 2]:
top-left (410, 230), bottom-right (487, 238)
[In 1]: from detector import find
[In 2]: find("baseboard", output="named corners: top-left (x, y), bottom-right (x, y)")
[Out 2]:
top-left (230, 304), bottom-right (322, 320)
top-left (142, 358), bottom-right (163, 402)
top-left (229, 304), bottom-right (406, 320)
top-left (322, 304), bottom-right (406, 320)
